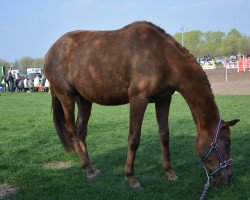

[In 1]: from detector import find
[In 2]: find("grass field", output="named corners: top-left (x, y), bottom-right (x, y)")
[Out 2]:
top-left (0, 92), bottom-right (249, 200)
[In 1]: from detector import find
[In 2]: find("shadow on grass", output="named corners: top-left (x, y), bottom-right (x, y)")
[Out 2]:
top-left (8, 130), bottom-right (249, 200)
top-left (1, 93), bottom-right (249, 199)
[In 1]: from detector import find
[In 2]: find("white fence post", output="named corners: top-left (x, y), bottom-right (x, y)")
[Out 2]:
top-left (226, 67), bottom-right (228, 82)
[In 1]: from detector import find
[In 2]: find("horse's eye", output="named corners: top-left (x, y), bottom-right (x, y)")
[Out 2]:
top-left (223, 140), bottom-right (231, 147)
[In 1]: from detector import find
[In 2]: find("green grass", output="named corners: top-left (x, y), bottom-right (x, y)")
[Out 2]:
top-left (0, 92), bottom-right (249, 200)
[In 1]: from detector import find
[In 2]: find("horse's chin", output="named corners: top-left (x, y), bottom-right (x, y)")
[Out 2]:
top-left (212, 171), bottom-right (232, 186)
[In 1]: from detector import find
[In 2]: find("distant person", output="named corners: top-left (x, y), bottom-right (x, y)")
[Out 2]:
top-left (210, 58), bottom-right (216, 68)
top-left (27, 77), bottom-right (33, 92)
top-left (33, 75), bottom-right (40, 92)
top-left (34, 76), bottom-right (40, 87)
top-left (7, 67), bottom-right (14, 92)
top-left (15, 76), bottom-right (21, 92)
top-left (41, 75), bottom-right (46, 86)
top-left (17, 77), bottom-right (24, 92)
top-left (44, 78), bottom-right (50, 93)
top-left (1, 75), bottom-right (6, 92)
top-left (0, 76), bottom-right (4, 92)
top-left (207, 54), bottom-right (211, 61)
top-left (24, 77), bottom-right (28, 92)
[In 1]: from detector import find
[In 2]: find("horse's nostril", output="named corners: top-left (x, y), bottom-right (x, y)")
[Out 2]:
top-left (227, 174), bottom-right (232, 184)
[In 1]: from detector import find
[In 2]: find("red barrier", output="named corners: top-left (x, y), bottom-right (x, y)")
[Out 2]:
top-left (237, 57), bottom-right (244, 72)
top-left (247, 57), bottom-right (250, 71)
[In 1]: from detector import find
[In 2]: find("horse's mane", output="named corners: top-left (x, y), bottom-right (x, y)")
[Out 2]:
top-left (130, 22), bottom-right (211, 80)
top-left (124, 21), bottom-right (218, 114)
top-left (124, 21), bottom-right (198, 64)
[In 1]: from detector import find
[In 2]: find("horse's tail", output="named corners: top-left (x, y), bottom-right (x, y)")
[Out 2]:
top-left (51, 93), bottom-right (74, 153)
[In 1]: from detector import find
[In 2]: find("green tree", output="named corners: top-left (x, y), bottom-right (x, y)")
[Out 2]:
top-left (203, 31), bottom-right (225, 44)
top-left (13, 59), bottom-right (19, 69)
top-left (202, 31), bottom-right (225, 56)
top-left (17, 57), bottom-right (44, 73)
top-left (228, 28), bottom-right (242, 38)
top-left (174, 32), bottom-right (182, 45)
top-left (185, 30), bottom-right (204, 57)
top-left (18, 56), bottom-right (34, 73)
top-left (174, 28), bottom-right (249, 58)
top-left (0, 59), bottom-right (10, 68)
top-left (174, 30), bottom-right (204, 57)
top-left (221, 28), bottom-right (243, 55)
top-left (34, 58), bottom-right (44, 68)
top-left (246, 37), bottom-right (250, 55)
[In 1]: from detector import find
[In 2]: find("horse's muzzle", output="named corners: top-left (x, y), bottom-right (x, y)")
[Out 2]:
top-left (212, 169), bottom-right (232, 185)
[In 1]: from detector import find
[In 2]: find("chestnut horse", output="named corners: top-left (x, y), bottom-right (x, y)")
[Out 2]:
top-left (44, 21), bottom-right (239, 189)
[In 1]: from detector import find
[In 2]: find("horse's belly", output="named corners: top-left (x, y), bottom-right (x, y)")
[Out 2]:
top-left (79, 86), bottom-right (129, 105)
top-left (93, 96), bottom-right (129, 105)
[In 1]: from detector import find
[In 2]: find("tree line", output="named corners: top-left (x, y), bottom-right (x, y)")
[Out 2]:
top-left (174, 28), bottom-right (250, 58)
top-left (0, 57), bottom-right (44, 74)
top-left (1, 28), bottom-right (250, 73)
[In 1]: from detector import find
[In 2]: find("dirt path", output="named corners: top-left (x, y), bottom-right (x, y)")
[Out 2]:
top-left (0, 184), bottom-right (18, 198)
top-left (205, 68), bottom-right (250, 95)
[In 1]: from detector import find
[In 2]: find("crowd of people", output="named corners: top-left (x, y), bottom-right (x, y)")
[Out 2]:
top-left (0, 67), bottom-right (50, 93)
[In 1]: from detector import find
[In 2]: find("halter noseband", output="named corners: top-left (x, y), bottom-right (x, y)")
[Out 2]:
top-left (200, 119), bottom-right (232, 200)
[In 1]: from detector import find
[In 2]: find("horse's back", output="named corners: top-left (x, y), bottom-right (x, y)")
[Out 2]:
top-left (45, 22), bottom-right (171, 105)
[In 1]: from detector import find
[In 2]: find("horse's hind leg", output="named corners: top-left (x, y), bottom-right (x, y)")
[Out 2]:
top-left (155, 96), bottom-right (178, 181)
top-left (125, 92), bottom-right (148, 189)
top-left (76, 95), bottom-right (100, 179)
top-left (58, 94), bottom-right (99, 179)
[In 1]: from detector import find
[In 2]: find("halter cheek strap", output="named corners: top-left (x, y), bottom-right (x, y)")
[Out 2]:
top-left (199, 119), bottom-right (232, 200)
top-left (201, 119), bottom-right (232, 176)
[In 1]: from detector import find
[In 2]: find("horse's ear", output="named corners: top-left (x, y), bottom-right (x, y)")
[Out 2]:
top-left (222, 119), bottom-right (240, 128)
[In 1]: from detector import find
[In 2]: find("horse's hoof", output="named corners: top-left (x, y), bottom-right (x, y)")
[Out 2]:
top-left (130, 181), bottom-right (143, 190)
top-left (167, 172), bottom-right (178, 181)
top-left (125, 177), bottom-right (143, 190)
top-left (87, 169), bottom-right (101, 180)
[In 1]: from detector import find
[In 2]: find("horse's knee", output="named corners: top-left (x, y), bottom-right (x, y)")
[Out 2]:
top-left (160, 132), bottom-right (169, 144)
top-left (128, 133), bottom-right (140, 149)
top-left (124, 167), bottom-right (133, 178)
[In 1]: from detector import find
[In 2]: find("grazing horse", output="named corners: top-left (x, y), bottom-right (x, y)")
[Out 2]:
top-left (44, 21), bottom-right (239, 189)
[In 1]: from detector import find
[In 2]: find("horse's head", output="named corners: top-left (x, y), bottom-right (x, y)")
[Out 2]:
top-left (196, 119), bottom-right (240, 185)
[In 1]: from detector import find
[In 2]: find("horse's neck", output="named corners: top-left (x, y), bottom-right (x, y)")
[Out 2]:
top-left (176, 67), bottom-right (219, 134)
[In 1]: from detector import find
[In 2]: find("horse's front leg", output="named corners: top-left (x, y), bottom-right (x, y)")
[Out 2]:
top-left (125, 92), bottom-right (148, 189)
top-left (155, 96), bottom-right (178, 181)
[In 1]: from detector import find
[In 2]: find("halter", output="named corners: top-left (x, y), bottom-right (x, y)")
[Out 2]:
top-left (199, 119), bottom-right (232, 200)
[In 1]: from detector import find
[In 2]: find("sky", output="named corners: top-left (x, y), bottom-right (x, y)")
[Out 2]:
top-left (1, 0), bottom-right (250, 62)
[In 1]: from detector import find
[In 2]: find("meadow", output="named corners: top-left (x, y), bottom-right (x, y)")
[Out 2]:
top-left (0, 92), bottom-right (249, 200)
